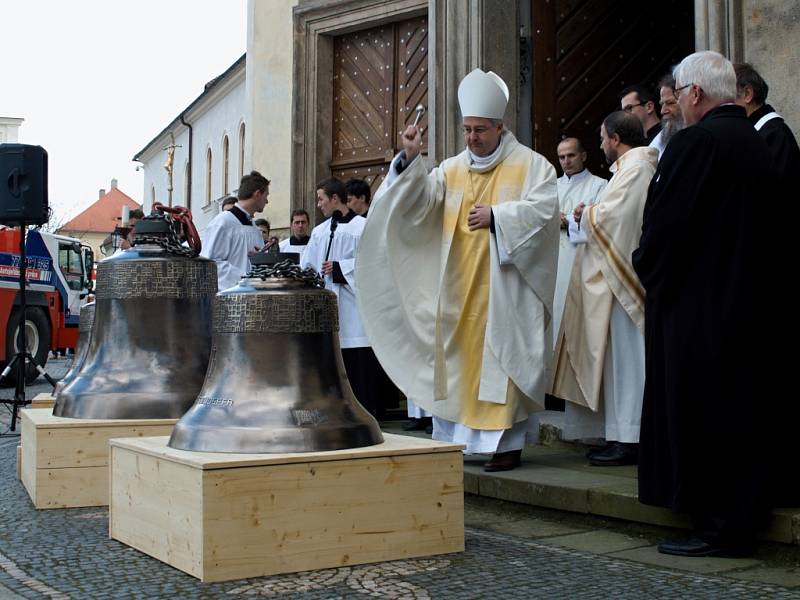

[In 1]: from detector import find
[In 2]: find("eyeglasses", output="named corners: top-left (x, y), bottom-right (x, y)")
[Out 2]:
top-left (675, 83), bottom-right (693, 95)
top-left (462, 125), bottom-right (491, 135)
top-left (622, 102), bottom-right (644, 113)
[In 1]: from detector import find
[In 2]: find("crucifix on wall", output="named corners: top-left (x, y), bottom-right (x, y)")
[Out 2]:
top-left (163, 132), bottom-right (181, 207)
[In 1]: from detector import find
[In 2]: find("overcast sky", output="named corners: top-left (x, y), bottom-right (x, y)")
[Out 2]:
top-left (1, 0), bottom-right (247, 226)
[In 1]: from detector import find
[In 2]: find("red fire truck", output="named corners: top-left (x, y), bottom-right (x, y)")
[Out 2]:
top-left (0, 227), bottom-right (93, 383)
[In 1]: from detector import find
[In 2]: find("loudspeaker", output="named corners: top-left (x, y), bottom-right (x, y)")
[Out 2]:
top-left (0, 144), bottom-right (49, 225)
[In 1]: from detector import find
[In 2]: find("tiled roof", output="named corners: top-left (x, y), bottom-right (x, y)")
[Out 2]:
top-left (59, 188), bottom-right (141, 233)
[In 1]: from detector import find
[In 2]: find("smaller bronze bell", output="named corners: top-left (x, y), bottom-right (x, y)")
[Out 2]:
top-left (54, 214), bottom-right (217, 420)
top-left (168, 271), bottom-right (384, 453)
top-left (54, 301), bottom-right (95, 397)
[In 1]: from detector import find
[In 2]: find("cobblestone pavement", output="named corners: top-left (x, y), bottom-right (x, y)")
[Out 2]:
top-left (1, 365), bottom-right (798, 598)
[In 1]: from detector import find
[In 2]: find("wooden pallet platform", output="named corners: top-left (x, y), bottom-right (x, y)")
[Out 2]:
top-left (110, 434), bottom-right (465, 582)
top-left (20, 408), bottom-right (177, 509)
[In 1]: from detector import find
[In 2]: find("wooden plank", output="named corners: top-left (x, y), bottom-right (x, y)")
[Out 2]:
top-left (31, 393), bottom-right (55, 409)
top-left (28, 466), bottom-right (108, 509)
top-left (21, 411), bottom-right (39, 503)
top-left (21, 408), bottom-right (177, 429)
top-left (201, 451), bottom-right (464, 582)
top-left (111, 433), bottom-right (464, 470)
top-left (35, 423), bottom-right (176, 469)
top-left (110, 446), bottom-right (204, 578)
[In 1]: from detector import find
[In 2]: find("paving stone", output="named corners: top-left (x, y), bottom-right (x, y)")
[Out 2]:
top-left (482, 517), bottom-right (587, 539)
top-left (547, 530), bottom-right (651, 554)
top-left (2, 407), bottom-right (799, 598)
top-left (727, 566), bottom-right (800, 588)
top-left (608, 545), bottom-right (763, 574)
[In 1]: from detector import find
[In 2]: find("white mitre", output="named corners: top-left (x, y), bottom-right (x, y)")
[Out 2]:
top-left (457, 68), bottom-right (509, 119)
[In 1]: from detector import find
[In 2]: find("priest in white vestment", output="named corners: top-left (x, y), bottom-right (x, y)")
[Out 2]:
top-left (553, 138), bottom-right (607, 346)
top-left (301, 178), bottom-right (389, 416)
top-left (201, 171), bottom-right (269, 291)
top-left (357, 69), bottom-right (559, 471)
top-left (551, 111), bottom-right (657, 466)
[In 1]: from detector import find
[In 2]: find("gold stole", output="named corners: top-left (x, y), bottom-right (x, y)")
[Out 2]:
top-left (439, 161), bottom-right (523, 430)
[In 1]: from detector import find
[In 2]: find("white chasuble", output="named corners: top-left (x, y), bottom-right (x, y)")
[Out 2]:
top-left (357, 130), bottom-right (559, 441)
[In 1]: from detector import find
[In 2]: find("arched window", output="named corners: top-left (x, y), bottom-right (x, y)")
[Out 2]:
top-left (238, 122), bottom-right (246, 180)
top-left (206, 147), bottom-right (213, 206)
top-left (222, 135), bottom-right (230, 195)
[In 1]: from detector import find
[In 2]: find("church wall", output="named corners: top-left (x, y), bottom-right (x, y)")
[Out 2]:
top-left (139, 69), bottom-right (246, 236)
top-left (189, 76), bottom-right (247, 233)
top-left (742, 0), bottom-right (800, 138)
top-left (140, 127), bottom-right (190, 216)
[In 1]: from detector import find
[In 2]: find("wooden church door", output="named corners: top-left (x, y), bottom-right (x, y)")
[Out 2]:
top-left (532, 0), bottom-right (695, 176)
top-left (330, 15), bottom-right (428, 194)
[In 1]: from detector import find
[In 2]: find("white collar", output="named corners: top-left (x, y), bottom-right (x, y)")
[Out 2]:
top-left (754, 111), bottom-right (781, 131)
top-left (562, 168), bottom-right (590, 183)
top-left (468, 138), bottom-right (503, 168)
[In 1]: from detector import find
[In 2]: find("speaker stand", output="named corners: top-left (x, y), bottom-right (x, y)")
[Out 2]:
top-left (0, 224), bottom-right (57, 433)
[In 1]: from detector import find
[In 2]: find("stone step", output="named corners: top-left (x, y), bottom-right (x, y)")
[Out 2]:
top-left (463, 444), bottom-right (800, 546)
top-left (383, 417), bottom-right (800, 546)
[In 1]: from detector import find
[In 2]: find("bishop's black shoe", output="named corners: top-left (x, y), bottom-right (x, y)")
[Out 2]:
top-left (588, 442), bottom-right (638, 466)
top-left (483, 449), bottom-right (522, 472)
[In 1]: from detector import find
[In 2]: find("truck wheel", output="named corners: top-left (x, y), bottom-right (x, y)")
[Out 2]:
top-left (5, 307), bottom-right (51, 385)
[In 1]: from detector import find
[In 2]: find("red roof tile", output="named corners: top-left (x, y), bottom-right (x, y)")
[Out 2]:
top-left (59, 188), bottom-right (141, 234)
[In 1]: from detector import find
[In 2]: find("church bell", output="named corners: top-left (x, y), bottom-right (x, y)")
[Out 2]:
top-left (168, 265), bottom-right (384, 453)
top-left (53, 301), bottom-right (95, 397)
top-left (54, 209), bottom-right (217, 419)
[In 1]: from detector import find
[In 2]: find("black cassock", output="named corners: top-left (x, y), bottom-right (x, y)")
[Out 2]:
top-left (748, 103), bottom-right (800, 198)
top-left (632, 104), bottom-right (798, 536)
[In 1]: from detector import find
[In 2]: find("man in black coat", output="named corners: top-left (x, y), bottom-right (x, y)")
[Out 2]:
top-left (633, 51), bottom-right (796, 558)
top-left (734, 63), bottom-right (800, 192)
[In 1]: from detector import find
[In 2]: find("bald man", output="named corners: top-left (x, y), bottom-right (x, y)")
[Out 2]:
top-left (553, 138), bottom-right (607, 346)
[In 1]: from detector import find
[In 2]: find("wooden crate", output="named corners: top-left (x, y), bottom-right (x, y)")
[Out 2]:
top-left (21, 408), bottom-right (177, 509)
top-left (30, 393), bottom-right (55, 409)
top-left (110, 434), bottom-right (465, 582)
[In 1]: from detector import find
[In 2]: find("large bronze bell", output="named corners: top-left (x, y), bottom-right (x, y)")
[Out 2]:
top-left (168, 270), bottom-right (384, 453)
top-left (53, 301), bottom-right (95, 397)
top-left (54, 217), bottom-right (217, 420)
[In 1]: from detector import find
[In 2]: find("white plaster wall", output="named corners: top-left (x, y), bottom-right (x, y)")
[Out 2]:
top-left (139, 74), bottom-right (246, 234)
top-left (247, 0), bottom-right (299, 231)
top-left (189, 78), bottom-right (247, 232)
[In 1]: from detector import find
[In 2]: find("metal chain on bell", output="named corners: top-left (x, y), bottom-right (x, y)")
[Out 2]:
top-left (133, 215), bottom-right (198, 258)
top-left (246, 259), bottom-right (325, 288)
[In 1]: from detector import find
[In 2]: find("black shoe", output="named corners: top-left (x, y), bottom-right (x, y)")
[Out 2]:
top-left (402, 418), bottom-right (425, 431)
top-left (483, 449), bottom-right (522, 472)
top-left (657, 537), bottom-right (756, 558)
top-left (588, 442), bottom-right (638, 466)
top-left (585, 441), bottom-right (612, 460)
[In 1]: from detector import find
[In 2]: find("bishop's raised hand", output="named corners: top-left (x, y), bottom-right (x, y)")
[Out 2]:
top-left (402, 125), bottom-right (422, 163)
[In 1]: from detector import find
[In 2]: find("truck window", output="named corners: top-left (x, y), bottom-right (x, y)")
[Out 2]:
top-left (58, 243), bottom-right (83, 291)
